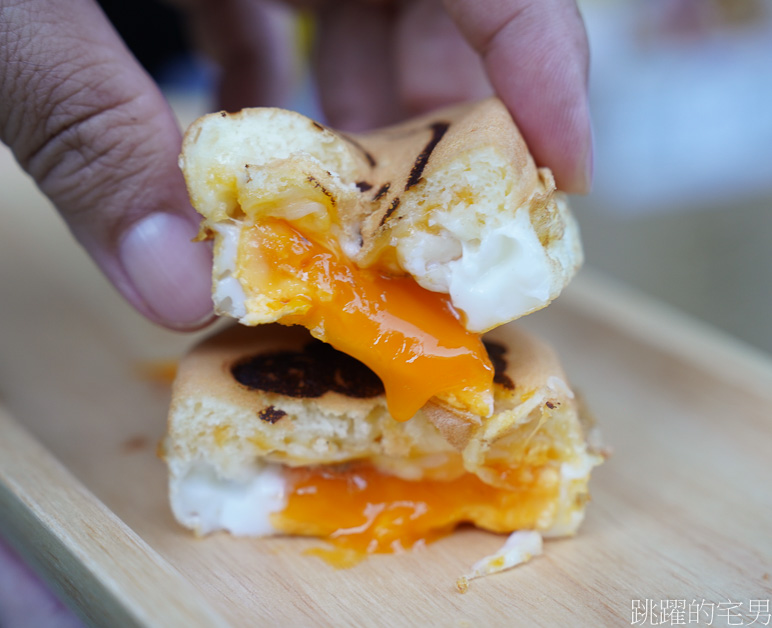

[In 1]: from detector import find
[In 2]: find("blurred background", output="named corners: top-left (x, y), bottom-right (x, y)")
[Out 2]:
top-left (575, 0), bottom-right (772, 356)
top-left (70, 0), bottom-right (772, 356)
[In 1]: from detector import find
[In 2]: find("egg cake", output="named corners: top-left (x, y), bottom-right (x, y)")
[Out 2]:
top-left (163, 323), bottom-right (603, 567)
top-left (170, 98), bottom-right (600, 577)
top-left (178, 98), bottom-right (582, 423)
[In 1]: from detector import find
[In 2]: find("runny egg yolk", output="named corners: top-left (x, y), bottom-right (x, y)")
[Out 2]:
top-left (271, 464), bottom-right (559, 567)
top-left (237, 218), bottom-right (493, 421)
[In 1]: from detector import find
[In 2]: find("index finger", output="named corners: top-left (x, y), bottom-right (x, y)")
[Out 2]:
top-left (444, 0), bottom-right (592, 193)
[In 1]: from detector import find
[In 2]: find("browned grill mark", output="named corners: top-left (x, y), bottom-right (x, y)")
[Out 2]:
top-left (312, 121), bottom-right (324, 131)
top-left (259, 406), bottom-right (287, 424)
top-left (306, 175), bottom-right (336, 207)
top-left (356, 181), bottom-right (373, 192)
top-left (231, 340), bottom-right (384, 399)
top-left (483, 341), bottom-right (515, 390)
top-left (373, 182), bottom-right (390, 200)
top-left (406, 121), bottom-right (450, 191)
top-left (340, 133), bottom-right (376, 168)
top-left (380, 197), bottom-right (401, 227)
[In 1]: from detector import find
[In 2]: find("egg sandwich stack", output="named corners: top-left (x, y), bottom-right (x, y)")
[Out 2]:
top-left (163, 98), bottom-right (603, 576)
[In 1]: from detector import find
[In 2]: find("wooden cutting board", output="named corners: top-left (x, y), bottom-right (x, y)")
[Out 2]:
top-left (1, 143), bottom-right (771, 627)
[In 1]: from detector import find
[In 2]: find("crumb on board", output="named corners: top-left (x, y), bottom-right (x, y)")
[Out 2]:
top-left (456, 530), bottom-right (543, 593)
top-left (121, 435), bottom-right (149, 453)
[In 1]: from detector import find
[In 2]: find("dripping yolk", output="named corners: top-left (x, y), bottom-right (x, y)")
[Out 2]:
top-left (236, 217), bottom-right (493, 421)
top-left (271, 464), bottom-right (560, 567)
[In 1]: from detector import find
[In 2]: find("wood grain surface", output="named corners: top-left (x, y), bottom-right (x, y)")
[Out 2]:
top-left (1, 142), bottom-right (771, 627)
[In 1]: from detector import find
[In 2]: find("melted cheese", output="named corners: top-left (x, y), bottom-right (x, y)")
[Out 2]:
top-left (270, 463), bottom-right (560, 566)
top-left (235, 217), bottom-right (493, 421)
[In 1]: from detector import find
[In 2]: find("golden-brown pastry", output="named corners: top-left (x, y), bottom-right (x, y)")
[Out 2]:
top-left (164, 323), bottom-right (602, 558)
top-left (178, 98), bottom-right (582, 423)
top-left (169, 100), bottom-right (601, 577)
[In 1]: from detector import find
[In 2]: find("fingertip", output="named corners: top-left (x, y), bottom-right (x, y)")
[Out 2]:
top-left (119, 212), bottom-right (215, 330)
top-left (0, 0), bottom-right (217, 331)
top-left (568, 100), bottom-right (594, 195)
top-left (446, 0), bottom-right (593, 193)
top-left (497, 56), bottom-right (593, 195)
top-left (395, 0), bottom-right (493, 117)
top-left (0, 537), bottom-right (86, 628)
top-left (576, 121), bottom-right (594, 195)
top-left (551, 102), bottom-right (594, 195)
top-left (313, 2), bottom-right (406, 132)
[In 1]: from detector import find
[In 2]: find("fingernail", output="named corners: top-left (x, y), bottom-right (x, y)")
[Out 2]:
top-left (120, 213), bottom-right (214, 328)
top-left (584, 120), bottom-right (595, 193)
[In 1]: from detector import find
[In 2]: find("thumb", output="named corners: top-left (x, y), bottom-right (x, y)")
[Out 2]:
top-left (0, 0), bottom-right (213, 329)
top-left (444, 0), bottom-right (593, 194)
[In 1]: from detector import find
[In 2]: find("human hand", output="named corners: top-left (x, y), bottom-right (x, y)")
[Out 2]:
top-left (297, 0), bottom-right (592, 193)
top-left (1, 0), bottom-right (590, 328)
top-left (0, 537), bottom-right (85, 628)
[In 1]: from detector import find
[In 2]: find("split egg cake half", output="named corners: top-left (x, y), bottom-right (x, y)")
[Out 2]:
top-left (166, 98), bottom-right (602, 576)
